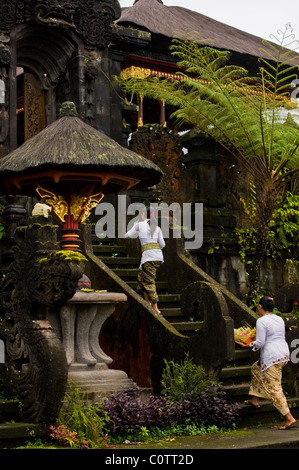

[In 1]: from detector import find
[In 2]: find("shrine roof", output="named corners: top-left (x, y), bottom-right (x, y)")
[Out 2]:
top-left (117, 0), bottom-right (299, 65)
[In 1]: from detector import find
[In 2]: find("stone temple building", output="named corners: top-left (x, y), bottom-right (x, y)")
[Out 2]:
top-left (1, 0), bottom-right (298, 295)
top-left (0, 0), bottom-right (299, 418)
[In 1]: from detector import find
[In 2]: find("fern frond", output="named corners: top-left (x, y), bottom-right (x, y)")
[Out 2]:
top-left (118, 27), bottom-right (299, 184)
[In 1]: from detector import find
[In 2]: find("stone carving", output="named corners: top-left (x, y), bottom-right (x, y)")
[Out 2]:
top-left (0, 0), bottom-right (121, 48)
top-left (129, 124), bottom-right (184, 202)
top-left (84, 59), bottom-right (101, 81)
top-left (74, 1), bottom-right (116, 48)
top-left (0, 42), bottom-right (11, 66)
top-left (0, 221), bottom-right (85, 422)
top-left (34, 0), bottom-right (76, 28)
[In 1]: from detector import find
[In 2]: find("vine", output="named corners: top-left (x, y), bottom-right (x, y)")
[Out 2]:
top-left (235, 185), bottom-right (299, 281)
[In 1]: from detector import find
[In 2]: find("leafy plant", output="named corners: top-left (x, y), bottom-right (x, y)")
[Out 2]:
top-left (236, 185), bottom-right (299, 281)
top-left (51, 381), bottom-right (113, 449)
top-left (101, 387), bottom-right (178, 437)
top-left (177, 390), bottom-right (238, 429)
top-left (161, 353), bottom-right (220, 401)
top-left (102, 355), bottom-right (237, 441)
top-left (102, 385), bottom-right (238, 441)
top-left (269, 191), bottom-right (299, 258)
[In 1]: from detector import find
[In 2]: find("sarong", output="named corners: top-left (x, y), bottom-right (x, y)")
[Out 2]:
top-left (249, 360), bottom-right (290, 416)
top-left (137, 261), bottom-right (161, 304)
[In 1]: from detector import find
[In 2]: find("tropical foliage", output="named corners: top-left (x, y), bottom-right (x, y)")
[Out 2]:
top-left (48, 358), bottom-right (237, 448)
top-left (119, 25), bottom-right (299, 302)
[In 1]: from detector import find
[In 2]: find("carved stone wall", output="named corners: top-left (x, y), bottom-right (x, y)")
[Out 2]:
top-left (0, 0), bottom-right (122, 152)
top-left (129, 124), bottom-right (184, 203)
top-left (0, 220), bottom-right (85, 423)
top-left (0, 0), bottom-right (121, 49)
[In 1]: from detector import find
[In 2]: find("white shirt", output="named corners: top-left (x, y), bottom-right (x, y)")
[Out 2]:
top-left (250, 313), bottom-right (289, 374)
top-left (125, 219), bottom-right (165, 268)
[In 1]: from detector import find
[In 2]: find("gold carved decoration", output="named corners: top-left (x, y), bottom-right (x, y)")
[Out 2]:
top-left (120, 66), bottom-right (151, 80)
top-left (120, 66), bottom-right (183, 81)
top-left (36, 185), bottom-right (104, 223)
top-left (36, 186), bottom-right (68, 223)
top-left (70, 192), bottom-right (104, 223)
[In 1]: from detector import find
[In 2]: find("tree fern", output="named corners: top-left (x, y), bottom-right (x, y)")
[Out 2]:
top-left (120, 27), bottom-right (298, 179)
top-left (258, 25), bottom-right (299, 172)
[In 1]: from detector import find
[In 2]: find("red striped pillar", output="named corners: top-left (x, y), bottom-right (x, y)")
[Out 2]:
top-left (61, 215), bottom-right (80, 251)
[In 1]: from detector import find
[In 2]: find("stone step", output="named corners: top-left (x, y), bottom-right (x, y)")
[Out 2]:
top-left (219, 365), bottom-right (252, 381)
top-left (113, 268), bottom-right (139, 278)
top-left (170, 321), bottom-right (203, 334)
top-left (221, 383), bottom-right (250, 401)
top-left (93, 244), bottom-right (127, 255)
top-left (159, 294), bottom-right (181, 304)
top-left (234, 349), bottom-right (252, 361)
top-left (0, 400), bottom-right (20, 423)
top-left (237, 397), bottom-right (299, 427)
top-left (92, 240), bottom-right (182, 302)
top-left (99, 256), bottom-right (140, 267)
top-left (126, 280), bottom-right (169, 291)
top-left (93, 244), bottom-right (201, 335)
top-left (0, 422), bottom-right (48, 441)
top-left (160, 307), bottom-right (182, 317)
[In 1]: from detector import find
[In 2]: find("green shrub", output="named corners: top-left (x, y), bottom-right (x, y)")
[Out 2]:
top-left (51, 381), bottom-right (113, 449)
top-left (161, 353), bottom-right (220, 402)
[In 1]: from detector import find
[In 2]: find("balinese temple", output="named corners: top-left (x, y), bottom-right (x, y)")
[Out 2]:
top-left (1, 0), bottom-right (297, 148)
top-left (1, 0), bottom-right (299, 419)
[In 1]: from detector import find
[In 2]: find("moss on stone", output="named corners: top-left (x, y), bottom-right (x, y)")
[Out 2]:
top-left (38, 250), bottom-right (87, 265)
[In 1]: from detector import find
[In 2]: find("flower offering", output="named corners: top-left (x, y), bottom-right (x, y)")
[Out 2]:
top-left (234, 323), bottom-right (256, 346)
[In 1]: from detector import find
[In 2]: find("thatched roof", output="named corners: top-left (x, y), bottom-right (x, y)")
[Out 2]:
top-left (0, 102), bottom-right (163, 193)
top-left (117, 0), bottom-right (299, 65)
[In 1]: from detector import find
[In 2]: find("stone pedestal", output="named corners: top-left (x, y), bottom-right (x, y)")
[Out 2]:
top-left (59, 291), bottom-right (135, 399)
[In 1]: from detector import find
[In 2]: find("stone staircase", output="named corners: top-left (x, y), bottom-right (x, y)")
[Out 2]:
top-left (92, 236), bottom-right (299, 426)
top-left (220, 348), bottom-right (299, 426)
top-left (220, 348), bottom-right (252, 402)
